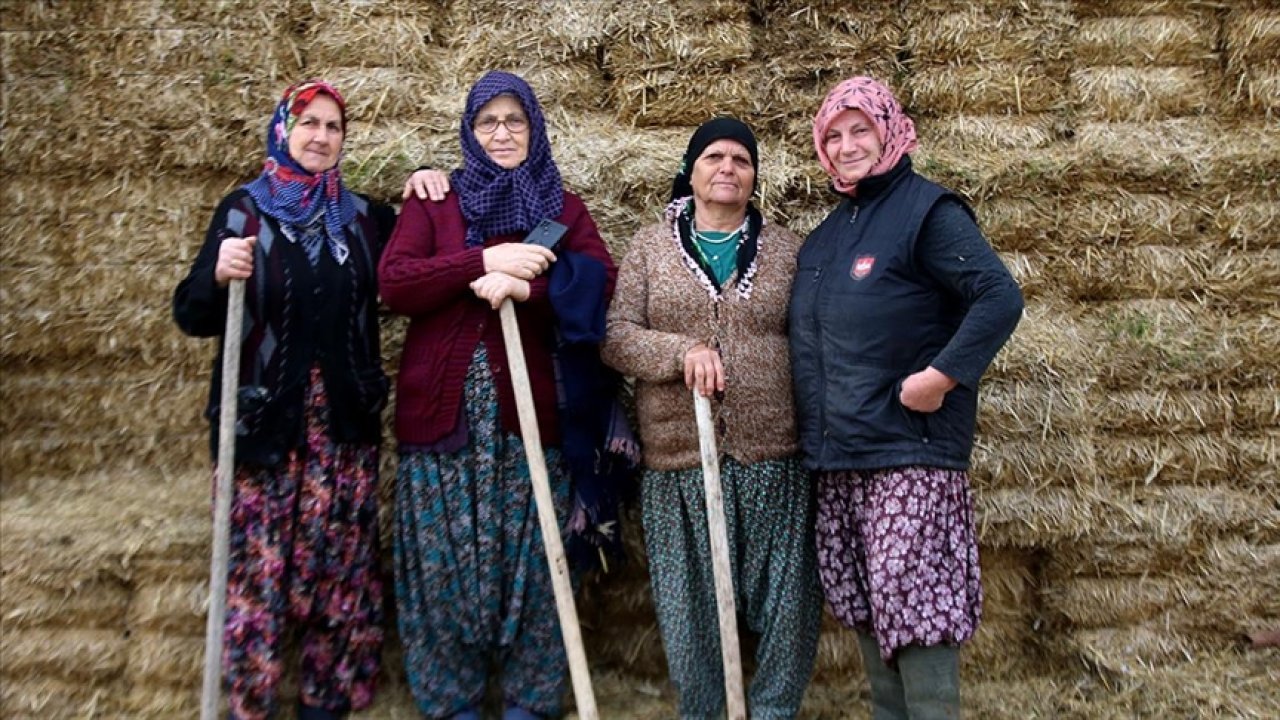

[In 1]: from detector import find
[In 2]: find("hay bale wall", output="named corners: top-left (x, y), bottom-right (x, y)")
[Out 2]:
top-left (2, 0), bottom-right (1276, 717)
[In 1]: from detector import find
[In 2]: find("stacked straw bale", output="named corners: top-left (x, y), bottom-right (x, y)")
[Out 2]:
top-left (1036, 0), bottom-right (1280, 702)
top-left (1226, 1), bottom-right (1280, 119)
top-left (2, 0), bottom-right (1278, 717)
top-left (605, 1), bottom-right (760, 127)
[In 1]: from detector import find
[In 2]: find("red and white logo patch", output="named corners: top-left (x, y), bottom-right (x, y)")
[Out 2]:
top-left (851, 255), bottom-right (876, 280)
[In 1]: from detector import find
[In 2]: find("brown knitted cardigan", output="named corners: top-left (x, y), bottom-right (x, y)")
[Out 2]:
top-left (601, 204), bottom-right (803, 471)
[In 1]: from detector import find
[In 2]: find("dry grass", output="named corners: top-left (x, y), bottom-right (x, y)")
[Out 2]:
top-left (1057, 188), bottom-right (1209, 247)
top-left (906, 63), bottom-right (1068, 116)
top-left (1074, 14), bottom-right (1217, 66)
top-left (977, 486), bottom-right (1101, 547)
top-left (1094, 434), bottom-right (1278, 488)
top-left (1226, 62), bottom-right (1280, 119)
top-left (302, 11), bottom-right (443, 68)
top-left (1212, 190), bottom-right (1280, 249)
top-left (1226, 7), bottom-right (1280, 67)
top-left (0, 676), bottom-right (118, 720)
top-left (755, 0), bottom-right (903, 84)
top-left (1073, 119), bottom-right (1280, 192)
top-left (0, 577), bottom-right (131, 630)
top-left (3, 0), bottom-right (1279, 717)
top-left (1072, 65), bottom-right (1212, 121)
top-left (1086, 300), bottom-right (1280, 388)
top-left (903, 0), bottom-right (1073, 64)
top-left (1054, 245), bottom-right (1280, 306)
top-left (1091, 387), bottom-right (1278, 434)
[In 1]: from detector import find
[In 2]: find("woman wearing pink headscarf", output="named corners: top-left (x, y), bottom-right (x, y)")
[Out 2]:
top-left (788, 77), bottom-right (1023, 719)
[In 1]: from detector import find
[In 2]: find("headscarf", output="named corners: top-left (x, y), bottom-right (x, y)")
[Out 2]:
top-left (669, 116), bottom-right (760, 201)
top-left (243, 79), bottom-right (356, 265)
top-left (812, 76), bottom-right (918, 196)
top-left (451, 71), bottom-right (564, 247)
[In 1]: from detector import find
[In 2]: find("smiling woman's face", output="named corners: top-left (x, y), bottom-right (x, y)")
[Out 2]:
top-left (823, 108), bottom-right (883, 186)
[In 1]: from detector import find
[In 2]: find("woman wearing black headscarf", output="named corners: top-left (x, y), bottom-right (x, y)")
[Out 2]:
top-left (601, 117), bottom-right (822, 719)
top-left (378, 71), bottom-right (617, 720)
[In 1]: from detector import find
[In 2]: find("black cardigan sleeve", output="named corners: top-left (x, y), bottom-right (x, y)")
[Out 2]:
top-left (172, 191), bottom-right (248, 338)
top-left (916, 197), bottom-right (1024, 388)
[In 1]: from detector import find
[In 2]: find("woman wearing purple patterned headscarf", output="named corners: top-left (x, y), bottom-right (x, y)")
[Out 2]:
top-left (174, 79), bottom-right (396, 720)
top-left (379, 71), bottom-right (617, 720)
top-left (789, 77), bottom-right (1025, 719)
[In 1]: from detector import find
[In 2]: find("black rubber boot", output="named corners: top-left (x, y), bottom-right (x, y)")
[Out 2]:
top-left (856, 632), bottom-right (909, 720)
top-left (897, 643), bottom-right (961, 720)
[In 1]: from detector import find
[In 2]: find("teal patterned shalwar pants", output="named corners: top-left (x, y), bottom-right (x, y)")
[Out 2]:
top-left (642, 455), bottom-right (822, 720)
top-left (394, 346), bottom-right (570, 718)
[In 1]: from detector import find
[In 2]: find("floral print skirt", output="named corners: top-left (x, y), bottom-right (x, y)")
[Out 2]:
top-left (220, 366), bottom-right (384, 720)
top-left (815, 466), bottom-right (981, 663)
top-left (394, 344), bottom-right (570, 718)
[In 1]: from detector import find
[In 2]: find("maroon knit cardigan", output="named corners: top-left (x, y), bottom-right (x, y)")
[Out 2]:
top-left (378, 191), bottom-right (615, 447)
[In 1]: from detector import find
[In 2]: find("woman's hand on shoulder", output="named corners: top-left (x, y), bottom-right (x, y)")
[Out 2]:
top-left (684, 343), bottom-right (725, 397)
top-left (214, 235), bottom-right (256, 287)
top-left (482, 242), bottom-right (555, 280)
top-left (402, 169), bottom-right (451, 202)
top-left (899, 366), bottom-right (958, 413)
top-left (470, 271), bottom-right (531, 309)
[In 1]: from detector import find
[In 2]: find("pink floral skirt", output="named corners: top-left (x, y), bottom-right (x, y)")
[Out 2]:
top-left (815, 466), bottom-right (981, 662)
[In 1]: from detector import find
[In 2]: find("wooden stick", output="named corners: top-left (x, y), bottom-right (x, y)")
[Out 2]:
top-left (498, 299), bottom-right (599, 720)
top-left (693, 389), bottom-right (746, 720)
top-left (201, 278), bottom-right (245, 720)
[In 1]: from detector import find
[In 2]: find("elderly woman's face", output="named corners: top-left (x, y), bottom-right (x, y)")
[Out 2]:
top-left (690, 139), bottom-right (754, 213)
top-left (824, 108), bottom-right (882, 185)
top-left (473, 94), bottom-right (530, 169)
top-left (288, 93), bottom-right (344, 174)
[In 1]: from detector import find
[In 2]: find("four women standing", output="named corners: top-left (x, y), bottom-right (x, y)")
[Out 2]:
top-left (179, 69), bottom-right (1020, 719)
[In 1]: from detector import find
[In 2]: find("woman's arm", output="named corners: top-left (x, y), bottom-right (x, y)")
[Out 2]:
top-left (377, 195), bottom-right (487, 316)
top-left (916, 197), bottom-right (1025, 389)
top-left (172, 193), bottom-right (245, 337)
top-left (601, 234), bottom-right (701, 383)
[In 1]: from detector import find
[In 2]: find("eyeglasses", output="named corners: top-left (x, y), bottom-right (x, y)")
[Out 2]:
top-left (473, 115), bottom-right (528, 134)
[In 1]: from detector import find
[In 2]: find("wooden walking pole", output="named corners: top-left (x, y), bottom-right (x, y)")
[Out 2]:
top-left (201, 278), bottom-right (245, 720)
top-left (693, 389), bottom-right (747, 720)
top-left (498, 299), bottom-right (599, 720)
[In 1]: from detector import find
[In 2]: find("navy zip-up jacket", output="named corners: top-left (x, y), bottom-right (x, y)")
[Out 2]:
top-left (788, 158), bottom-right (1023, 472)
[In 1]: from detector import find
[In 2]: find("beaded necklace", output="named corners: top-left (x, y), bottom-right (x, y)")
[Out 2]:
top-left (691, 227), bottom-right (742, 263)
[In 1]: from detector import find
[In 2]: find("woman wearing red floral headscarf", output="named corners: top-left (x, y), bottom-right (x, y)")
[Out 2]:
top-left (788, 77), bottom-right (1024, 719)
top-left (174, 80), bottom-right (394, 720)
